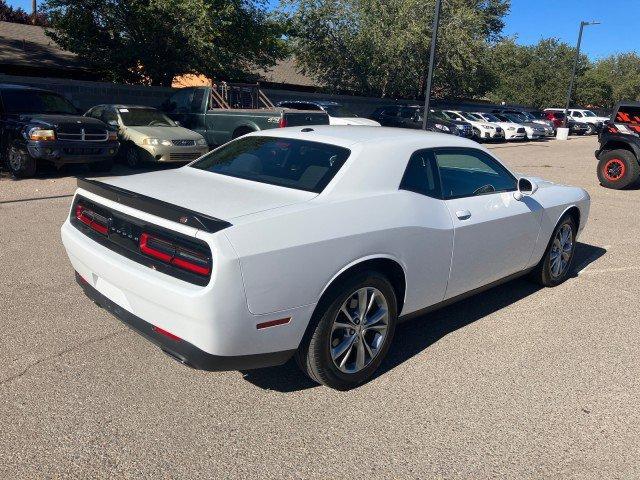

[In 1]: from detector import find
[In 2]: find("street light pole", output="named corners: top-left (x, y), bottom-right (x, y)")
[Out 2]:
top-left (563, 20), bottom-right (600, 127)
top-left (422, 0), bottom-right (442, 130)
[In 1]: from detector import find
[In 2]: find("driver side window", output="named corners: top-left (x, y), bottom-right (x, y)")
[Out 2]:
top-left (434, 148), bottom-right (517, 199)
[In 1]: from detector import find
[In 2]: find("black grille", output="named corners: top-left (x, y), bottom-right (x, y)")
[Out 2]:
top-left (62, 147), bottom-right (103, 155)
top-left (517, 128), bottom-right (526, 133)
top-left (171, 139), bottom-right (196, 146)
top-left (58, 125), bottom-right (108, 142)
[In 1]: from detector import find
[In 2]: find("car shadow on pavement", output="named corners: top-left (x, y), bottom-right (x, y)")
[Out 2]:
top-left (241, 242), bottom-right (606, 393)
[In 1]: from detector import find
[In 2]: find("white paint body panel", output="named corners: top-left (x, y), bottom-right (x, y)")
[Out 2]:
top-left (61, 126), bottom-right (590, 359)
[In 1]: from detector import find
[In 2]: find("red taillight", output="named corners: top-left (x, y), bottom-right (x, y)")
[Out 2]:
top-left (75, 204), bottom-right (108, 235)
top-left (139, 232), bottom-right (211, 276)
top-left (278, 117), bottom-right (287, 128)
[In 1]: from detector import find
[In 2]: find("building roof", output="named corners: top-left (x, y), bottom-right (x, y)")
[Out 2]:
top-left (253, 57), bottom-right (318, 88)
top-left (0, 21), bottom-right (86, 72)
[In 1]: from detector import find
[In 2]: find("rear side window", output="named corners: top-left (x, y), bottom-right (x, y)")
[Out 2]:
top-left (190, 136), bottom-right (350, 193)
top-left (400, 150), bottom-right (441, 198)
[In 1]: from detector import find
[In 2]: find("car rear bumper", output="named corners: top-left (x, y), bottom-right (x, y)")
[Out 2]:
top-left (27, 140), bottom-right (119, 165)
top-left (61, 202), bottom-right (312, 365)
top-left (76, 272), bottom-right (295, 370)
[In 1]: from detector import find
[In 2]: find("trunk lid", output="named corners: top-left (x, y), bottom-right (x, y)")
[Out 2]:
top-left (93, 167), bottom-right (316, 222)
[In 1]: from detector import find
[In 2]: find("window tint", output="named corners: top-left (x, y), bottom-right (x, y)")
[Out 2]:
top-left (382, 106), bottom-right (399, 116)
top-left (167, 89), bottom-right (201, 113)
top-left (1, 90), bottom-right (77, 114)
top-left (119, 108), bottom-right (175, 126)
top-left (399, 107), bottom-right (416, 119)
top-left (87, 106), bottom-right (103, 119)
top-left (102, 108), bottom-right (118, 124)
top-left (434, 148), bottom-right (516, 199)
top-left (400, 150), bottom-right (441, 198)
top-left (190, 136), bottom-right (351, 193)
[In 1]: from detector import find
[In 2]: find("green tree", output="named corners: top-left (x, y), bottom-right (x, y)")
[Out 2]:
top-left (0, 0), bottom-right (48, 25)
top-left (487, 38), bottom-right (590, 108)
top-left (582, 53), bottom-right (640, 105)
top-left (283, 0), bottom-right (509, 99)
top-left (43, 0), bottom-right (286, 86)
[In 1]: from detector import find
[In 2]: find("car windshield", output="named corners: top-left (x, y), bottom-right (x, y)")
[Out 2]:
top-left (190, 136), bottom-right (351, 193)
top-left (468, 113), bottom-right (484, 121)
top-left (1, 90), bottom-right (77, 115)
top-left (583, 110), bottom-right (597, 117)
top-left (323, 105), bottom-right (357, 117)
top-left (456, 112), bottom-right (475, 122)
top-left (504, 113), bottom-right (526, 123)
top-left (479, 113), bottom-right (501, 122)
top-left (119, 108), bottom-right (175, 126)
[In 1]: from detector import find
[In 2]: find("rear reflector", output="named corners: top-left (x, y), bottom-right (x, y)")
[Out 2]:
top-left (139, 232), bottom-right (211, 276)
top-left (256, 317), bottom-right (291, 330)
top-left (153, 326), bottom-right (182, 342)
top-left (75, 204), bottom-right (109, 235)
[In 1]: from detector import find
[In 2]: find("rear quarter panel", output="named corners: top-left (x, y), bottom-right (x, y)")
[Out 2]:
top-left (224, 192), bottom-right (454, 316)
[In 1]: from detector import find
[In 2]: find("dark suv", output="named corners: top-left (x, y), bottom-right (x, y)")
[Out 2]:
top-left (595, 101), bottom-right (640, 189)
top-left (0, 84), bottom-right (119, 178)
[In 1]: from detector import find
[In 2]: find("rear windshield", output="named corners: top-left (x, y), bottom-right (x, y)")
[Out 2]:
top-left (190, 136), bottom-right (351, 193)
top-left (1, 90), bottom-right (77, 115)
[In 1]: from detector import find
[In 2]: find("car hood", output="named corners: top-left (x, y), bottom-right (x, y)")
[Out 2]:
top-left (20, 114), bottom-right (107, 129)
top-left (125, 126), bottom-right (204, 139)
top-left (330, 117), bottom-right (381, 126)
top-left (496, 122), bottom-right (522, 129)
top-left (96, 167), bottom-right (316, 222)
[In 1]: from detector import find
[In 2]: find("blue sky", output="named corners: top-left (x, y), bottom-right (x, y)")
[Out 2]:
top-left (6, 0), bottom-right (638, 59)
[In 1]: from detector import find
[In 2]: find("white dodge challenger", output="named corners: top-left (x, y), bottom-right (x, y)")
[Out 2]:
top-left (61, 126), bottom-right (590, 390)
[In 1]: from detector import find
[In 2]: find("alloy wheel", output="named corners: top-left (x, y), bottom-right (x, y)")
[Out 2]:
top-left (550, 224), bottom-right (573, 278)
top-left (603, 158), bottom-right (626, 182)
top-left (330, 287), bottom-right (389, 374)
top-left (8, 147), bottom-right (23, 171)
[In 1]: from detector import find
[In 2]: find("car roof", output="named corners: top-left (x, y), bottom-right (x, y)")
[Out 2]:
top-left (247, 125), bottom-right (478, 149)
top-left (615, 101), bottom-right (640, 109)
top-left (280, 100), bottom-right (341, 107)
top-left (92, 104), bottom-right (157, 110)
top-left (0, 83), bottom-right (56, 93)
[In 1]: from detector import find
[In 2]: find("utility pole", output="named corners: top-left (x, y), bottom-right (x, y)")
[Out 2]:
top-left (563, 20), bottom-right (600, 127)
top-left (422, 0), bottom-right (442, 130)
top-left (31, 0), bottom-right (37, 24)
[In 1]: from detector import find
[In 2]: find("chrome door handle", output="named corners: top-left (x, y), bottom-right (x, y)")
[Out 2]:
top-left (455, 209), bottom-right (471, 220)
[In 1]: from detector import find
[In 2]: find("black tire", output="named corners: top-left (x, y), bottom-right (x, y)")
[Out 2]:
top-left (585, 124), bottom-right (596, 135)
top-left (597, 149), bottom-right (640, 190)
top-left (87, 158), bottom-right (114, 173)
top-left (531, 215), bottom-right (577, 287)
top-left (295, 271), bottom-right (397, 390)
top-left (124, 144), bottom-right (142, 168)
top-left (6, 145), bottom-right (37, 178)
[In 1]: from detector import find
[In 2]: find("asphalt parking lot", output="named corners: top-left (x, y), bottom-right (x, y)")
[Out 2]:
top-left (1, 136), bottom-right (639, 479)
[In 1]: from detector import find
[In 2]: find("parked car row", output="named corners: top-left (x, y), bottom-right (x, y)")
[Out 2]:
top-left (0, 82), bottom-right (610, 179)
top-left (0, 84), bottom-right (331, 178)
